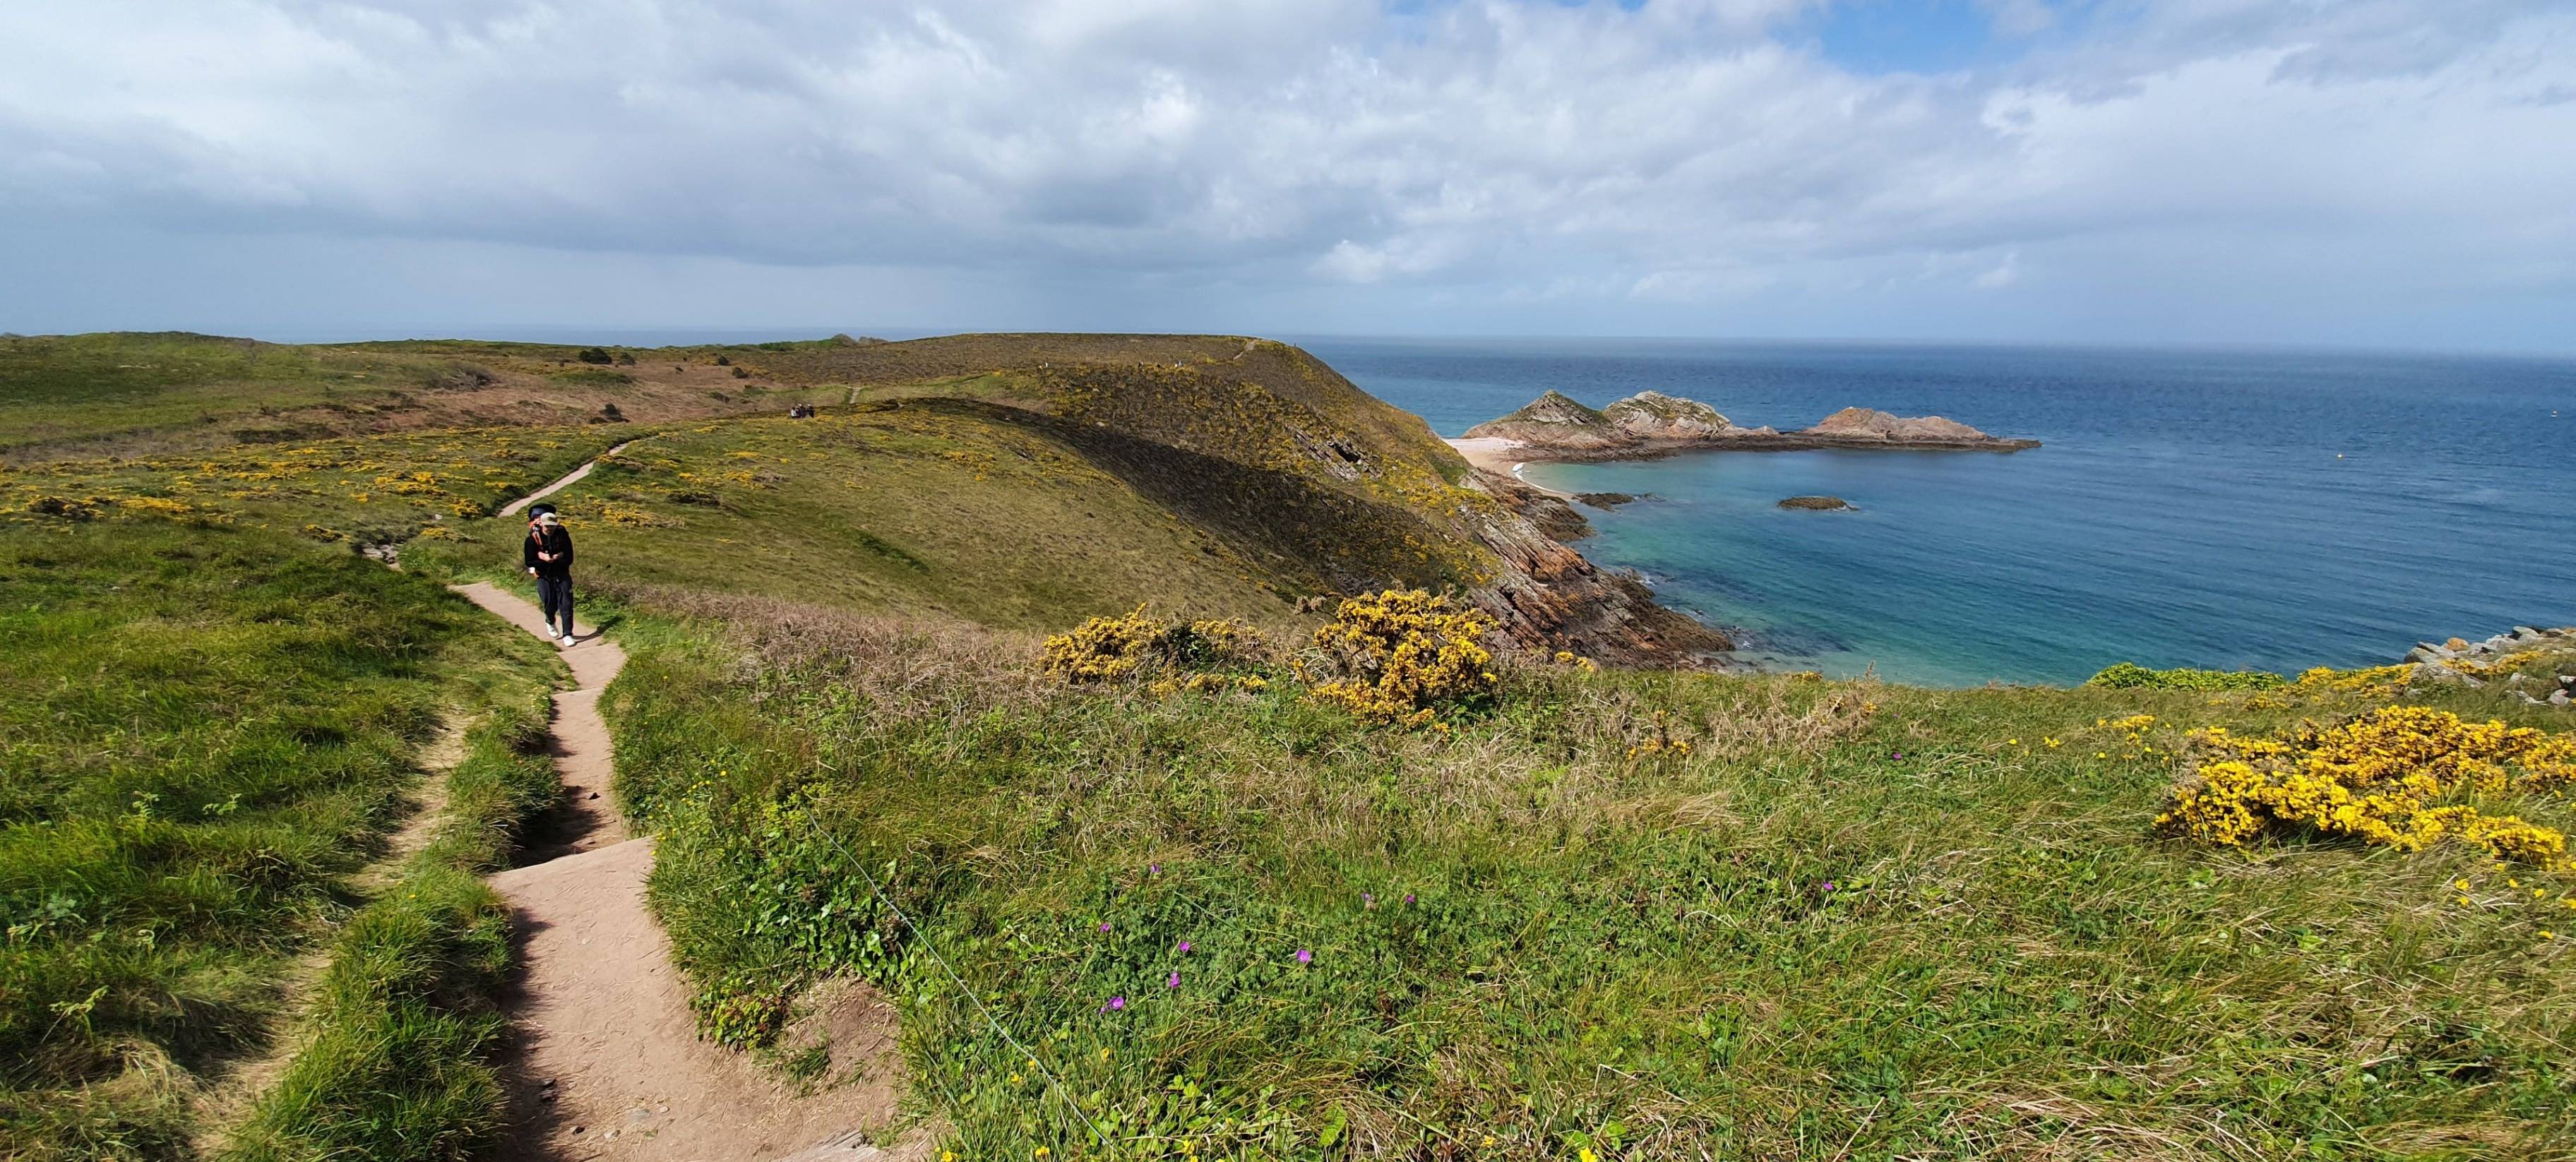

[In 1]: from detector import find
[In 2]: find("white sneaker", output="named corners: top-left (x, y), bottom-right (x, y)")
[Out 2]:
top-left (558, 633), bottom-right (576, 647)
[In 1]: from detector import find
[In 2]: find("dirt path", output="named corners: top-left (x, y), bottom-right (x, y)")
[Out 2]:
top-left (454, 466), bottom-right (914, 1162)
top-left (500, 441), bottom-right (636, 518)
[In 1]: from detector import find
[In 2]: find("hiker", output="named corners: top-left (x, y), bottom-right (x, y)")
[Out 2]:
top-left (522, 503), bottom-right (578, 647)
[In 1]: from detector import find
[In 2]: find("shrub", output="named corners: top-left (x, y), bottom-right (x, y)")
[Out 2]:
top-left (1039, 606), bottom-right (1270, 683)
top-left (1294, 589), bottom-right (1498, 728)
top-left (2156, 706), bottom-right (2576, 868)
top-left (2087, 661), bottom-right (2285, 690)
top-left (576, 347), bottom-right (612, 365)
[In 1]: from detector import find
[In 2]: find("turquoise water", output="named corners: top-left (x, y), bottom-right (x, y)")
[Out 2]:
top-left (1300, 337), bottom-right (2576, 686)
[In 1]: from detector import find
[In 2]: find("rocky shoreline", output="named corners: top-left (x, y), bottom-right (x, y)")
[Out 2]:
top-left (1462, 390), bottom-right (2039, 462)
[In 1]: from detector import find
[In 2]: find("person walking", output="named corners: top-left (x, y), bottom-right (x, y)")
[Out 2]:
top-left (523, 503), bottom-right (578, 646)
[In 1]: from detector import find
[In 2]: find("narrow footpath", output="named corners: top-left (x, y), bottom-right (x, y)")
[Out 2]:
top-left (454, 462), bottom-right (911, 1162)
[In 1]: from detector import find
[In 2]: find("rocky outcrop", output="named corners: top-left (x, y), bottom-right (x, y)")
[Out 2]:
top-left (1801, 407), bottom-right (2036, 448)
top-left (1463, 390), bottom-right (2037, 461)
top-left (1603, 392), bottom-right (1744, 441)
top-left (1779, 496), bottom-right (1852, 510)
top-left (1462, 467), bottom-right (1733, 665)
top-left (1460, 391), bottom-right (1630, 450)
top-left (2400, 626), bottom-right (2576, 702)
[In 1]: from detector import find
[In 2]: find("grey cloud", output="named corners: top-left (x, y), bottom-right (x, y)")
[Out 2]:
top-left (0, 0), bottom-right (2570, 347)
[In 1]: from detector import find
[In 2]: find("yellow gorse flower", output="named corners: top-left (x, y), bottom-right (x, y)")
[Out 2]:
top-left (1292, 589), bottom-right (1498, 728)
top-left (2157, 706), bottom-right (2576, 868)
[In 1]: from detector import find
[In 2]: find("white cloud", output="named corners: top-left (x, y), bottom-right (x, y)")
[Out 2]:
top-left (0, 0), bottom-right (2569, 348)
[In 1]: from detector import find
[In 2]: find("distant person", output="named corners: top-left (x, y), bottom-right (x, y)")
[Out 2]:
top-left (523, 503), bottom-right (577, 647)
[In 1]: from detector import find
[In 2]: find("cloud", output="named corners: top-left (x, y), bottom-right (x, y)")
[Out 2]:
top-left (0, 0), bottom-right (2568, 347)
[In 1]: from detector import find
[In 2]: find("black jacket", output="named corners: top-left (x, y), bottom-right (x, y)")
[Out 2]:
top-left (523, 525), bottom-right (574, 580)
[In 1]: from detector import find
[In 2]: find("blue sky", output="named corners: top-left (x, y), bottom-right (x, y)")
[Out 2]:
top-left (1, 0), bottom-right (2571, 353)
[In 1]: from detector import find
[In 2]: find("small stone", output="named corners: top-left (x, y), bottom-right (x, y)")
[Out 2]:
top-left (2405, 645), bottom-right (2447, 664)
top-left (588, 791), bottom-right (600, 799)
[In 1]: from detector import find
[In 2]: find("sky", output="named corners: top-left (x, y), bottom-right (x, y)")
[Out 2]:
top-left (2, 1), bottom-right (2572, 352)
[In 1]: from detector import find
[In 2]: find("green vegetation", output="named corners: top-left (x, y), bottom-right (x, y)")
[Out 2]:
top-left (8, 329), bottom-right (2575, 1159)
top-left (606, 606), bottom-right (2576, 1159)
top-left (4, 425), bottom-right (625, 546)
top-left (220, 688), bottom-right (558, 1162)
top-left (0, 522), bottom-right (558, 1158)
top-left (2086, 661), bottom-right (2289, 690)
top-left (0, 333), bottom-right (497, 461)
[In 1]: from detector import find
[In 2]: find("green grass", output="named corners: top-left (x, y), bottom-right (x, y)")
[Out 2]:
top-left (218, 690), bottom-right (558, 1162)
top-left (13, 330), bottom-right (2576, 1161)
top-left (0, 521), bottom-right (559, 1160)
top-left (2, 424), bottom-right (628, 546)
top-left (604, 606), bottom-right (2576, 1160)
top-left (402, 404), bottom-right (1337, 630)
top-left (0, 333), bottom-right (506, 460)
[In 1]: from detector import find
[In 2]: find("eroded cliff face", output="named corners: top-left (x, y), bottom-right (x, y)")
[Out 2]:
top-left (1457, 467), bottom-right (1734, 666)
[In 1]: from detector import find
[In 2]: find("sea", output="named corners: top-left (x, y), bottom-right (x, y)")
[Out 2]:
top-left (1299, 337), bottom-right (2576, 687)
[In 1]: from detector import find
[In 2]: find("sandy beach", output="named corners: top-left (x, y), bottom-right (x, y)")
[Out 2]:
top-left (1445, 436), bottom-right (1571, 496)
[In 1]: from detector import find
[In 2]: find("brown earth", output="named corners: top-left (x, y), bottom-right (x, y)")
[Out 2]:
top-left (452, 541), bottom-right (918, 1160)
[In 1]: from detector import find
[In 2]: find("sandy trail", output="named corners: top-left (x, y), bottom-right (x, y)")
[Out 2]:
top-left (453, 465), bottom-right (912, 1162)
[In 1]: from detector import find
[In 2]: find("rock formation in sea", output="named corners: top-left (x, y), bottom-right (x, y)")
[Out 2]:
top-left (1463, 390), bottom-right (2037, 460)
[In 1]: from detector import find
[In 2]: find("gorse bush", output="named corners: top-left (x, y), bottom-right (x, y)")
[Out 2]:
top-left (1039, 606), bottom-right (1271, 684)
top-left (2157, 706), bottom-right (2576, 868)
top-left (2087, 661), bottom-right (2286, 690)
top-left (1294, 588), bottom-right (1496, 728)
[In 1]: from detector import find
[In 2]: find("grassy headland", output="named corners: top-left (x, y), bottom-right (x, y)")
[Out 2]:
top-left (4, 330), bottom-right (2572, 1160)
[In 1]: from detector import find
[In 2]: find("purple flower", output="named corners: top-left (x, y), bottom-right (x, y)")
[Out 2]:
top-left (1823, 882), bottom-right (1838, 892)
top-left (1404, 894), bottom-right (1416, 905)
top-left (1176, 940), bottom-right (1191, 954)
top-left (1101, 996), bottom-right (1126, 1012)
top-left (1149, 863), bottom-right (1159, 875)
top-left (1167, 971), bottom-right (1181, 988)
top-left (1363, 892), bottom-right (1376, 909)
top-left (1294, 949), bottom-right (1313, 964)
top-left (1098, 921), bottom-right (1111, 932)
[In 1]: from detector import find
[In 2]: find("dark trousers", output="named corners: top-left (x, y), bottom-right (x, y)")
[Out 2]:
top-left (536, 575), bottom-right (574, 637)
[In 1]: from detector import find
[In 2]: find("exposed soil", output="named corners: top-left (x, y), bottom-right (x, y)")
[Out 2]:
top-left (450, 467), bottom-right (919, 1162)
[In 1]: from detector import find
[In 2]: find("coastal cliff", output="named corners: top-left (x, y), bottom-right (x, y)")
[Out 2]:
top-left (1462, 466), bottom-right (1735, 660)
top-left (1464, 390), bottom-right (2037, 460)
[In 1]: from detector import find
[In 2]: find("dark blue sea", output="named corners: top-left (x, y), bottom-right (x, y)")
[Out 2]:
top-left (1300, 337), bottom-right (2576, 687)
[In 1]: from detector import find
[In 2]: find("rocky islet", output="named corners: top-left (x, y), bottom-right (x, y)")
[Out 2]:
top-left (1463, 389), bottom-right (2039, 460)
